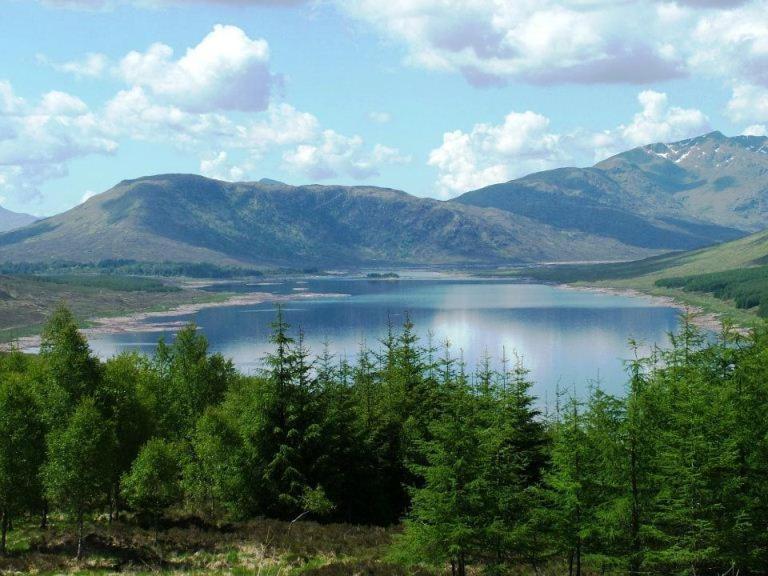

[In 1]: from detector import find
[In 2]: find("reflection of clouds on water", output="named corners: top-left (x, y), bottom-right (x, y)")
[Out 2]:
top-left (87, 279), bottom-right (680, 398)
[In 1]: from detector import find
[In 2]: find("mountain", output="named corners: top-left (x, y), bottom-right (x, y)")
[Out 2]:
top-left (0, 174), bottom-right (660, 267)
top-left (455, 131), bottom-right (766, 246)
top-left (0, 206), bottom-right (36, 233)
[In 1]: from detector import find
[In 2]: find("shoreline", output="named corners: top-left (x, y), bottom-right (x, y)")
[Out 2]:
top-left (560, 283), bottom-right (751, 335)
top-left (3, 290), bottom-right (349, 353)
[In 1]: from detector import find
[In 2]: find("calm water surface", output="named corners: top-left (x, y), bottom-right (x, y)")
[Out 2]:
top-left (87, 277), bottom-right (681, 399)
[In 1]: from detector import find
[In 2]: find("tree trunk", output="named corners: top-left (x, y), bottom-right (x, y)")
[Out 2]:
top-left (40, 502), bottom-right (48, 530)
top-left (76, 511), bottom-right (84, 560)
top-left (458, 551), bottom-right (466, 576)
top-left (451, 559), bottom-right (456, 576)
top-left (1, 511), bottom-right (8, 557)
top-left (569, 549), bottom-right (574, 576)
top-left (575, 537), bottom-right (582, 576)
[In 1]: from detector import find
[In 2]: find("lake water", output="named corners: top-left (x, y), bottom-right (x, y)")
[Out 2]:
top-left (87, 277), bottom-right (681, 400)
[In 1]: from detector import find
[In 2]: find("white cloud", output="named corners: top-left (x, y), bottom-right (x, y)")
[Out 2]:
top-left (726, 83), bottom-right (768, 124)
top-left (0, 82), bottom-right (118, 201)
top-left (607, 90), bottom-right (710, 153)
top-left (80, 189), bottom-right (98, 203)
top-left (368, 111), bottom-right (391, 124)
top-left (427, 111), bottom-right (563, 198)
top-left (337, 0), bottom-right (688, 86)
top-left (743, 124), bottom-right (768, 136)
top-left (688, 2), bottom-right (768, 87)
top-left (118, 24), bottom-right (277, 112)
top-left (427, 91), bottom-right (709, 197)
top-left (200, 151), bottom-right (250, 181)
top-left (39, 52), bottom-right (109, 78)
top-left (283, 129), bottom-right (410, 180)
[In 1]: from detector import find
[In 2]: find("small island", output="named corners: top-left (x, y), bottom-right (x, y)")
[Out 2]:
top-left (366, 272), bottom-right (400, 279)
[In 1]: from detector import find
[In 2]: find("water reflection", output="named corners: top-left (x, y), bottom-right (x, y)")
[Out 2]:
top-left (87, 278), bottom-right (681, 398)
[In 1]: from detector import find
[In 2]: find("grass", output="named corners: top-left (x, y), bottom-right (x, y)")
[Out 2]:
top-left (0, 275), bottom-right (225, 343)
top-left (0, 517), bottom-right (431, 575)
top-left (30, 274), bottom-right (181, 293)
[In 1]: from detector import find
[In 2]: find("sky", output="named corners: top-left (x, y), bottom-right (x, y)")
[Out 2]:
top-left (2, 0), bottom-right (768, 216)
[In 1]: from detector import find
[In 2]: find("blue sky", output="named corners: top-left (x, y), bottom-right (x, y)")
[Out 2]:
top-left (1, 0), bottom-right (767, 216)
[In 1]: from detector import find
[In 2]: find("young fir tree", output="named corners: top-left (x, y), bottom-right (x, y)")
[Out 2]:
top-left (396, 350), bottom-right (486, 576)
top-left (480, 354), bottom-right (549, 572)
top-left (258, 310), bottom-right (329, 519)
top-left (43, 397), bottom-right (117, 559)
top-left (544, 392), bottom-right (589, 576)
top-left (0, 376), bottom-right (45, 556)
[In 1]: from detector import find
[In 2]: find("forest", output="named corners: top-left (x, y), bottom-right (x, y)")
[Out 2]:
top-left (656, 265), bottom-right (768, 317)
top-left (1, 305), bottom-right (767, 575)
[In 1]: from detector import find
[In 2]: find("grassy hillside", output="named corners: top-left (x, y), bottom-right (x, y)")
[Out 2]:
top-left (0, 274), bottom-right (219, 342)
top-left (516, 229), bottom-right (768, 326)
top-left (0, 205), bottom-right (36, 232)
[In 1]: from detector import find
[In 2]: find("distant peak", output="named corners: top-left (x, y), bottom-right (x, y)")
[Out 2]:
top-left (258, 178), bottom-right (287, 186)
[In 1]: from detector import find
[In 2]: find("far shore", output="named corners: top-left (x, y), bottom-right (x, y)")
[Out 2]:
top-left (559, 283), bottom-right (752, 335)
top-left (3, 290), bottom-right (349, 353)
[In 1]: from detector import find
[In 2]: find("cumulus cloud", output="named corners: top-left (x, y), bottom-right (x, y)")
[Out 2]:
top-left (428, 111), bottom-right (565, 198)
top-left (118, 25), bottom-right (277, 112)
top-left (337, 0), bottom-right (768, 89)
top-left (283, 130), bottom-right (410, 180)
top-left (600, 90), bottom-right (710, 155)
top-left (337, 1), bottom-right (690, 86)
top-left (0, 81), bottom-right (118, 201)
top-left (743, 124), bottom-right (767, 136)
top-left (726, 83), bottom-right (768, 124)
top-left (427, 91), bottom-right (709, 198)
top-left (200, 151), bottom-right (252, 181)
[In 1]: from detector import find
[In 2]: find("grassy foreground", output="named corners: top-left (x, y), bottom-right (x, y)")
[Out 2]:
top-left (0, 517), bottom-right (423, 575)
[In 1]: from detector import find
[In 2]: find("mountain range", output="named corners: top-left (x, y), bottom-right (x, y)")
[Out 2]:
top-left (0, 131), bottom-right (764, 267)
top-left (0, 206), bottom-right (36, 233)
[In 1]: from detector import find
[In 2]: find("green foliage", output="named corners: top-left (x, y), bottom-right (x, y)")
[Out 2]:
top-left (121, 438), bottom-right (181, 528)
top-left (11, 303), bottom-right (768, 575)
top-left (0, 376), bottom-right (45, 555)
top-left (657, 265), bottom-right (768, 316)
top-left (42, 397), bottom-right (117, 558)
top-left (39, 305), bottom-right (102, 419)
top-left (0, 259), bottom-right (264, 278)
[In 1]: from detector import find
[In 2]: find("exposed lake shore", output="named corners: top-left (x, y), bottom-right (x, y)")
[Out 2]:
top-left (2, 289), bottom-right (349, 352)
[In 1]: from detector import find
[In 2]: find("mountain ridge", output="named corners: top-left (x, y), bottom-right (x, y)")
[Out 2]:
top-left (0, 206), bottom-right (36, 233)
top-left (0, 131), bottom-right (764, 268)
top-left (0, 173), bottom-right (666, 267)
top-left (457, 131), bottom-right (768, 238)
